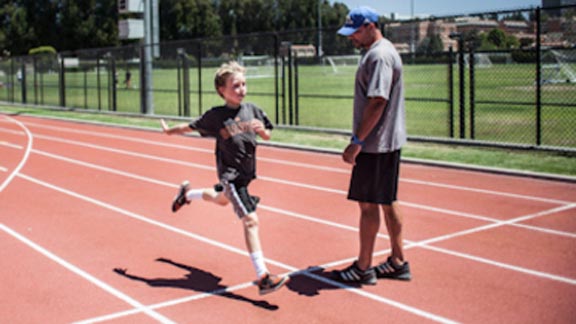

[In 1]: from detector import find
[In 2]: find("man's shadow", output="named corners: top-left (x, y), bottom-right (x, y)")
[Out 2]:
top-left (113, 258), bottom-right (278, 310)
top-left (285, 266), bottom-right (361, 297)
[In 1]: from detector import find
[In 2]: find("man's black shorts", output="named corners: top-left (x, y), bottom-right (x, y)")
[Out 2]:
top-left (347, 150), bottom-right (401, 205)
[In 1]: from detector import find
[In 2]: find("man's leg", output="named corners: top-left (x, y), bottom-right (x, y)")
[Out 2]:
top-left (357, 202), bottom-right (381, 271)
top-left (382, 202), bottom-right (404, 264)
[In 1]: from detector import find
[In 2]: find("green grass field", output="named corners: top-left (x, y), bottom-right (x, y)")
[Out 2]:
top-left (1, 104), bottom-right (575, 178)
top-left (2, 62), bottom-right (575, 148)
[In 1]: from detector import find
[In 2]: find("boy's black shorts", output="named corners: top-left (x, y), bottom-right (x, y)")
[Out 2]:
top-left (347, 150), bottom-right (401, 205)
top-left (221, 179), bottom-right (258, 219)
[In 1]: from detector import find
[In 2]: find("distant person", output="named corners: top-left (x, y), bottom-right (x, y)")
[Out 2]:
top-left (160, 61), bottom-right (289, 295)
top-left (124, 70), bottom-right (132, 89)
top-left (332, 6), bottom-right (411, 285)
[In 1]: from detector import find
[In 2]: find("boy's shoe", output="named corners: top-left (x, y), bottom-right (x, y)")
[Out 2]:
top-left (373, 256), bottom-right (411, 281)
top-left (172, 181), bottom-right (190, 213)
top-left (257, 273), bottom-right (290, 295)
top-left (332, 261), bottom-right (377, 285)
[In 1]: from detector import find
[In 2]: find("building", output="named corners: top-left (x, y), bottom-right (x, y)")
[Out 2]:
top-left (542, 0), bottom-right (576, 16)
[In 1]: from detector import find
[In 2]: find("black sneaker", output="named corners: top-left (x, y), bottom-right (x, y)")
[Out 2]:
top-left (172, 181), bottom-right (190, 213)
top-left (257, 273), bottom-right (290, 295)
top-left (373, 256), bottom-right (411, 281)
top-left (332, 261), bottom-right (376, 285)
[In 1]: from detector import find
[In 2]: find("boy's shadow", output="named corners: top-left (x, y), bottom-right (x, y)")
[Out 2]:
top-left (113, 258), bottom-right (278, 310)
top-left (285, 266), bottom-right (360, 297)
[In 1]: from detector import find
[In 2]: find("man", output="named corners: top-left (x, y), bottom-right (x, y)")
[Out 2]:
top-left (333, 6), bottom-right (411, 285)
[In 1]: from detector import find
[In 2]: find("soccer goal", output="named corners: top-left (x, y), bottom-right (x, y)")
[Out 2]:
top-left (322, 55), bottom-right (361, 74)
top-left (463, 53), bottom-right (493, 68)
top-left (238, 55), bottom-right (275, 79)
top-left (540, 49), bottom-right (576, 85)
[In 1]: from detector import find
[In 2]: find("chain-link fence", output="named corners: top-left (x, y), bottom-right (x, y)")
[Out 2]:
top-left (1, 5), bottom-right (575, 152)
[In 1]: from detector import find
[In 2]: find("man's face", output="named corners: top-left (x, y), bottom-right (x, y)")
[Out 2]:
top-left (348, 24), bottom-right (371, 49)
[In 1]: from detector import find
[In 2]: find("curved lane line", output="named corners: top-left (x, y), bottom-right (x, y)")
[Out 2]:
top-left (0, 116), bottom-right (33, 193)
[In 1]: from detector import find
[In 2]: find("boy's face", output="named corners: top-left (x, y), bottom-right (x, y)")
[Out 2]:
top-left (219, 72), bottom-right (247, 108)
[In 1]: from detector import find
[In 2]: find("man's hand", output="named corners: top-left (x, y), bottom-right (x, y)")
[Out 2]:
top-left (342, 143), bottom-right (362, 165)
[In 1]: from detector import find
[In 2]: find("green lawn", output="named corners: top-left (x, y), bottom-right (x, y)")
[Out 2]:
top-left (1, 104), bottom-right (575, 178)
top-left (2, 61), bottom-right (575, 149)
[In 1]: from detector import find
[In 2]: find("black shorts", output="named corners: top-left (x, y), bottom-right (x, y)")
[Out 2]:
top-left (347, 150), bottom-right (401, 205)
top-left (222, 179), bottom-right (258, 219)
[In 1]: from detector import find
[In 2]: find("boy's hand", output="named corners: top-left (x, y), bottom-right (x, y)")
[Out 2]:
top-left (251, 119), bottom-right (264, 133)
top-left (161, 119), bottom-right (169, 133)
top-left (251, 119), bottom-right (271, 140)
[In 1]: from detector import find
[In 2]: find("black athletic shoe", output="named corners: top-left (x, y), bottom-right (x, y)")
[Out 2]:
top-left (333, 261), bottom-right (377, 285)
top-left (172, 181), bottom-right (190, 213)
top-left (373, 256), bottom-right (411, 281)
top-left (257, 273), bottom-right (290, 295)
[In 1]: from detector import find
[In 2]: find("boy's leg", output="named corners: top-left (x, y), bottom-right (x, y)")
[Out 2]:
top-left (225, 182), bottom-right (289, 294)
top-left (172, 181), bottom-right (230, 213)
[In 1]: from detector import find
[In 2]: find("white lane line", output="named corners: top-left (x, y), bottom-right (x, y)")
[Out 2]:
top-left (16, 172), bottom-right (458, 324)
top-left (32, 144), bottom-right (576, 239)
top-left (29, 148), bottom-right (576, 285)
top-left (0, 141), bottom-right (23, 149)
top-left (0, 223), bottom-right (176, 324)
top-left (0, 116), bottom-right (32, 193)
top-left (23, 120), bottom-right (575, 205)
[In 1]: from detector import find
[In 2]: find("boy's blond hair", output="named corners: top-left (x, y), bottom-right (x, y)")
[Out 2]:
top-left (214, 61), bottom-right (246, 97)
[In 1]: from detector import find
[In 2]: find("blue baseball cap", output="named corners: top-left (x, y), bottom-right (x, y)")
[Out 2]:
top-left (337, 6), bottom-right (380, 36)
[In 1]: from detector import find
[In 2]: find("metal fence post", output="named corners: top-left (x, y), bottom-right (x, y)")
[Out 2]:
top-left (274, 33), bottom-right (280, 125)
top-left (535, 7), bottom-right (542, 146)
top-left (468, 46), bottom-right (475, 140)
top-left (59, 56), bottom-right (66, 107)
top-left (20, 63), bottom-right (27, 104)
top-left (448, 46), bottom-right (454, 138)
top-left (197, 41), bottom-right (203, 115)
top-left (294, 51), bottom-right (299, 126)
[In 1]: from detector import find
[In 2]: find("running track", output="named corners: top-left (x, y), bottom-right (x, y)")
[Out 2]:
top-left (1, 114), bottom-right (575, 323)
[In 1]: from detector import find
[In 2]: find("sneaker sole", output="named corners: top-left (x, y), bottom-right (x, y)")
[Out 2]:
top-left (259, 276), bottom-right (290, 295)
top-left (376, 272), bottom-right (412, 281)
top-left (172, 180), bottom-right (190, 213)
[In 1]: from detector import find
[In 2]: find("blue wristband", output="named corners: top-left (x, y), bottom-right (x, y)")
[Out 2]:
top-left (351, 134), bottom-right (365, 146)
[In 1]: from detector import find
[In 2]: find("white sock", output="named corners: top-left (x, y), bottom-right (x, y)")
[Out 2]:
top-left (250, 251), bottom-right (268, 279)
top-left (185, 189), bottom-right (204, 201)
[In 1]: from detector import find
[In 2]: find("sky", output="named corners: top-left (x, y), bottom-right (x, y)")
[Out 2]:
top-left (331, 0), bottom-right (542, 18)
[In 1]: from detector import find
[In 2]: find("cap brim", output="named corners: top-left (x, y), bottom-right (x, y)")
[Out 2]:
top-left (337, 26), bottom-right (358, 36)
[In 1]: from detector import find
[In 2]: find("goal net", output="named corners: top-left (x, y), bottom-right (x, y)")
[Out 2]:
top-left (322, 55), bottom-right (361, 74)
top-left (463, 53), bottom-right (493, 68)
top-left (541, 49), bottom-right (576, 85)
top-left (238, 55), bottom-right (275, 79)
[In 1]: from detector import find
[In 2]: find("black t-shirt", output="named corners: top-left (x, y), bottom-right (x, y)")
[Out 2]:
top-left (189, 103), bottom-right (273, 183)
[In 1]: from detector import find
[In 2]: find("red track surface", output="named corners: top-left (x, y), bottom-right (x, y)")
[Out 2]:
top-left (1, 114), bottom-right (575, 323)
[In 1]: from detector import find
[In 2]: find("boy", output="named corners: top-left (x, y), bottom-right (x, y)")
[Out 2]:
top-left (161, 61), bottom-right (289, 295)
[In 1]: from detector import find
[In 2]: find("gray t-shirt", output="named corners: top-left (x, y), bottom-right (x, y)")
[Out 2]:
top-left (353, 38), bottom-right (407, 153)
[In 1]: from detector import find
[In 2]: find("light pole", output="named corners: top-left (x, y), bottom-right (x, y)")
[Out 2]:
top-left (318, 0), bottom-right (323, 58)
top-left (410, 0), bottom-right (415, 62)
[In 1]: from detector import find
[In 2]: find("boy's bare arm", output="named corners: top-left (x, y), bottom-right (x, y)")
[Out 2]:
top-left (161, 119), bottom-right (193, 135)
top-left (251, 119), bottom-right (271, 140)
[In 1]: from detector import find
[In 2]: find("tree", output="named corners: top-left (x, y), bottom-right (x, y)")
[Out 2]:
top-left (160, 0), bottom-right (222, 41)
top-left (487, 28), bottom-right (506, 48)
